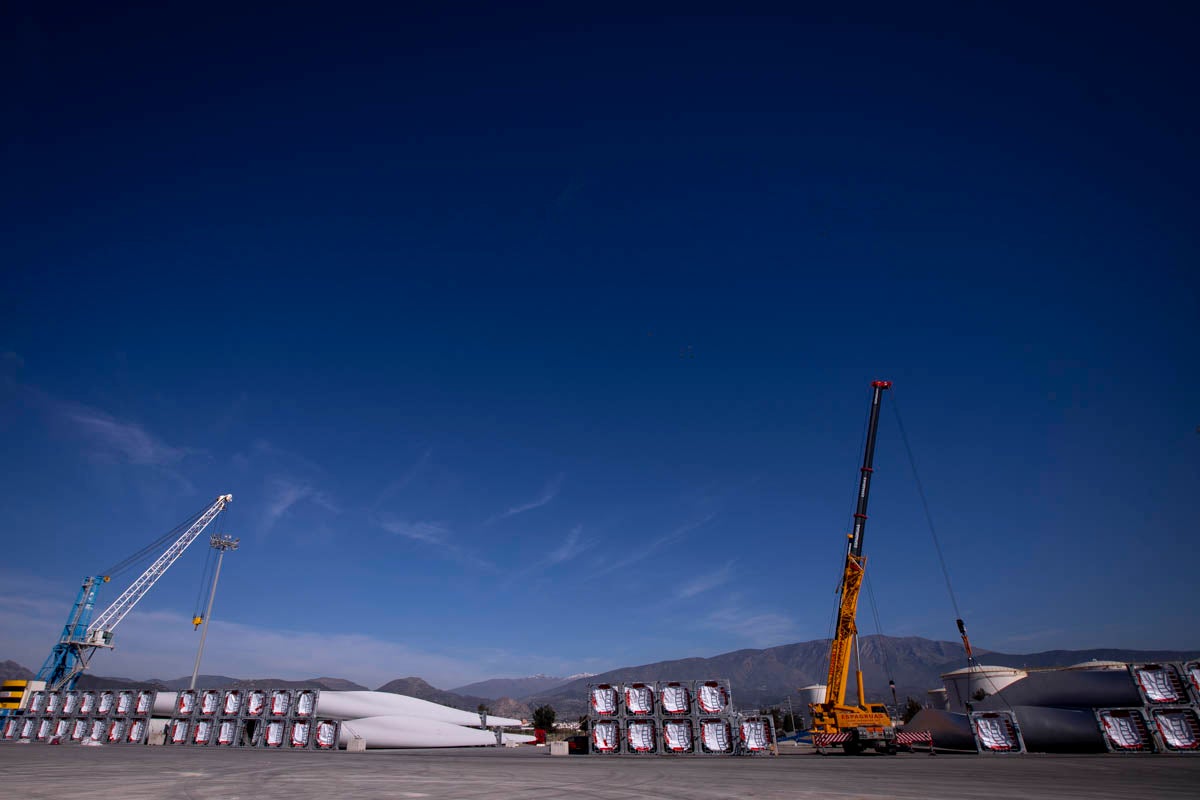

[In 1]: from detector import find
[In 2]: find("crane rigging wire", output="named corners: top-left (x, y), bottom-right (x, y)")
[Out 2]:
top-left (864, 570), bottom-right (897, 706)
top-left (888, 394), bottom-right (1015, 710)
top-left (93, 502), bottom-right (232, 631)
top-left (192, 503), bottom-right (234, 627)
top-left (888, 395), bottom-right (964, 623)
top-left (192, 541), bottom-right (218, 628)
top-left (101, 507), bottom-right (209, 579)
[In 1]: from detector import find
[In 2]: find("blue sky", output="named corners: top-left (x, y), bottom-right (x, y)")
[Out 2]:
top-left (1, 3), bottom-right (1197, 688)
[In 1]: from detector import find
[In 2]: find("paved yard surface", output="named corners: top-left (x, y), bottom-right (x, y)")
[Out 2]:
top-left (0, 744), bottom-right (1194, 799)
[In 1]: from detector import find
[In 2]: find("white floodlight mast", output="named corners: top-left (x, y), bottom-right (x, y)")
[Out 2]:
top-left (87, 494), bottom-right (232, 637)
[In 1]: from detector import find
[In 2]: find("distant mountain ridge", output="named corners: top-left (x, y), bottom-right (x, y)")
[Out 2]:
top-left (0, 660), bottom-right (34, 682)
top-left (520, 636), bottom-right (1200, 717)
top-left (450, 674), bottom-right (577, 700)
top-left (377, 677), bottom-right (531, 719)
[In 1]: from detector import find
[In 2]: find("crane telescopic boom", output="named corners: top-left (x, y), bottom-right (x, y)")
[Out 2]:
top-left (36, 494), bottom-right (232, 692)
top-left (809, 381), bottom-right (897, 755)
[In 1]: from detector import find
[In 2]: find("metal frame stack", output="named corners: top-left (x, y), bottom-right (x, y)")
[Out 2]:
top-left (969, 710), bottom-right (1026, 754)
top-left (1095, 708), bottom-right (1159, 753)
top-left (733, 713), bottom-right (777, 756)
top-left (694, 679), bottom-right (740, 756)
top-left (1130, 663), bottom-right (1190, 707)
top-left (586, 683), bottom-right (622, 754)
top-left (585, 679), bottom-right (766, 756)
top-left (1119, 663), bottom-right (1200, 754)
top-left (164, 687), bottom-right (337, 750)
top-left (0, 687), bottom-right (151, 746)
top-left (659, 681), bottom-right (695, 756)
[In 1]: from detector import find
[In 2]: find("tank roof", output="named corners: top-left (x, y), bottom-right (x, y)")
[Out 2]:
top-left (940, 664), bottom-right (1027, 678)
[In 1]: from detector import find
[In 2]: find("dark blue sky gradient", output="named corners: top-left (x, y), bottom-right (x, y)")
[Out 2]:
top-left (1, 2), bottom-right (1196, 685)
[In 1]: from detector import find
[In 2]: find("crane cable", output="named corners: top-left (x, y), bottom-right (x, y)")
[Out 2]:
top-left (101, 506), bottom-right (209, 579)
top-left (191, 505), bottom-right (230, 629)
top-left (890, 394), bottom-right (1015, 711)
top-left (889, 396), bottom-right (963, 623)
top-left (192, 540), bottom-right (218, 629)
top-left (864, 571), bottom-right (897, 707)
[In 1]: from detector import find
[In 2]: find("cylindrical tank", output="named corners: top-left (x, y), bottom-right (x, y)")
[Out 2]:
top-left (941, 666), bottom-right (1027, 711)
top-left (926, 688), bottom-right (949, 711)
top-left (974, 669), bottom-right (1140, 711)
top-left (797, 684), bottom-right (827, 706)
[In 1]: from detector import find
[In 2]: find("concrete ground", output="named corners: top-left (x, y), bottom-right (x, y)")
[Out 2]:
top-left (1, 744), bottom-right (1196, 800)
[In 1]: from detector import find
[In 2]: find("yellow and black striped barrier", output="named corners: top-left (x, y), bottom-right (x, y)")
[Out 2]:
top-left (1, 680), bottom-right (30, 711)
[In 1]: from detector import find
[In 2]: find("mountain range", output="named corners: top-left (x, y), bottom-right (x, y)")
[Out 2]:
top-left (6, 636), bottom-right (1195, 719)
top-left (449, 674), bottom-right (588, 700)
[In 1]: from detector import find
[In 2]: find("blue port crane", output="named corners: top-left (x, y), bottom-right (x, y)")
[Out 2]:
top-left (36, 494), bottom-right (233, 692)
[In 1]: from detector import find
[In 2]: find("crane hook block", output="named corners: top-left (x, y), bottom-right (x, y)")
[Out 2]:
top-left (193, 616), bottom-right (203, 629)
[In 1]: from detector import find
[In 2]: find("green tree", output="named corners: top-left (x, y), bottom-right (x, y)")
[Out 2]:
top-left (532, 704), bottom-right (557, 732)
top-left (901, 696), bottom-right (923, 723)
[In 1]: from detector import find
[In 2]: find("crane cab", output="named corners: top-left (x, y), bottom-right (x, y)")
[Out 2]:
top-left (84, 630), bottom-right (113, 647)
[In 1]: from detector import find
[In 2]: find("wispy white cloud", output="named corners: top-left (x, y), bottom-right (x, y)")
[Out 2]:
top-left (0, 575), bottom-right (499, 689)
top-left (546, 524), bottom-right (589, 566)
top-left (376, 515), bottom-right (450, 544)
top-left (260, 477), bottom-right (339, 534)
top-left (13, 386), bottom-right (199, 491)
top-left (590, 513), bottom-right (716, 577)
top-left (702, 605), bottom-right (800, 648)
top-left (374, 515), bottom-right (495, 572)
top-left (372, 448), bottom-right (432, 510)
top-left (60, 406), bottom-right (189, 466)
top-left (504, 524), bottom-right (594, 588)
top-left (263, 479), bottom-right (310, 529)
top-left (488, 473), bottom-right (564, 523)
top-left (674, 561), bottom-right (735, 599)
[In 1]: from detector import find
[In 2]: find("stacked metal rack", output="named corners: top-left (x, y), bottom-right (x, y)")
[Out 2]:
top-left (1, 688), bottom-right (153, 745)
top-left (585, 679), bottom-right (774, 756)
top-left (965, 661), bottom-right (1200, 755)
top-left (0, 686), bottom-right (340, 750)
top-left (1092, 663), bottom-right (1200, 754)
top-left (164, 688), bottom-right (340, 750)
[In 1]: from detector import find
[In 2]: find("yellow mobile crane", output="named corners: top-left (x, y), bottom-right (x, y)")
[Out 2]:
top-left (809, 380), bottom-right (898, 755)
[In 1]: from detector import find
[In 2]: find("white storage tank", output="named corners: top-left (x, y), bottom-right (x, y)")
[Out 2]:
top-left (941, 665), bottom-right (1027, 711)
top-left (797, 684), bottom-right (827, 706)
top-left (926, 687), bottom-right (949, 711)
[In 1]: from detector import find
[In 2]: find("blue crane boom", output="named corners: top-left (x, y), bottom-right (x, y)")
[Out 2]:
top-left (35, 494), bottom-right (232, 691)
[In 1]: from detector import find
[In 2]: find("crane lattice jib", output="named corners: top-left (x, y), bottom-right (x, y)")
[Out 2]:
top-left (87, 494), bottom-right (232, 635)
